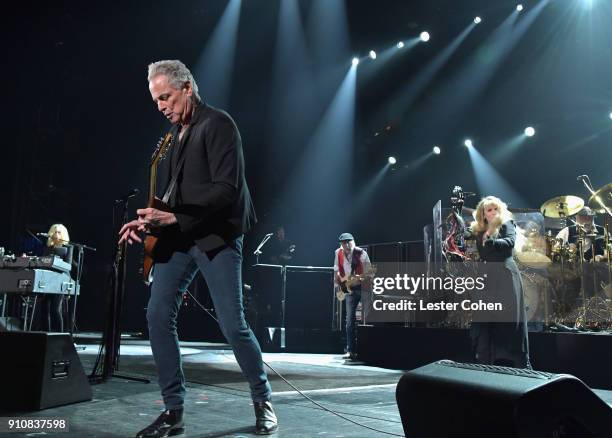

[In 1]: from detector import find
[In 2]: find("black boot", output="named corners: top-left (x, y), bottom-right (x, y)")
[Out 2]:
top-left (254, 401), bottom-right (278, 435)
top-left (135, 408), bottom-right (184, 438)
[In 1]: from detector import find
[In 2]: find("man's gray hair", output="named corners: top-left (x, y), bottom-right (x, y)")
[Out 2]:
top-left (147, 60), bottom-right (202, 103)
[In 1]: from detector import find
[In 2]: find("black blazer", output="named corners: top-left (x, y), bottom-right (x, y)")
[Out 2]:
top-left (162, 103), bottom-right (257, 252)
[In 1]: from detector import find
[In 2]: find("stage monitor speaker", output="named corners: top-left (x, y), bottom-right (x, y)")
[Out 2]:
top-left (0, 332), bottom-right (92, 411)
top-left (396, 360), bottom-right (612, 438)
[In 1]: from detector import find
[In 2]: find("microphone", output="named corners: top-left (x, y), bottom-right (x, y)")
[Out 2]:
top-left (36, 232), bottom-right (70, 245)
top-left (115, 188), bottom-right (140, 203)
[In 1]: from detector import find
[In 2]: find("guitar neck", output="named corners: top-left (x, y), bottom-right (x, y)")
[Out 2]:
top-left (147, 130), bottom-right (174, 207)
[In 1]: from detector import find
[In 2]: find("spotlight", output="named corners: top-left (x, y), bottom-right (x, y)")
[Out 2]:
top-left (609, 112), bottom-right (612, 120)
top-left (420, 31), bottom-right (430, 42)
top-left (464, 139), bottom-right (473, 148)
top-left (352, 57), bottom-right (359, 66)
top-left (433, 146), bottom-right (441, 155)
top-left (516, 4), bottom-right (524, 12)
top-left (369, 50), bottom-right (377, 60)
top-left (474, 16), bottom-right (482, 24)
top-left (397, 41), bottom-right (404, 49)
top-left (524, 126), bottom-right (535, 137)
top-left (388, 156), bottom-right (397, 165)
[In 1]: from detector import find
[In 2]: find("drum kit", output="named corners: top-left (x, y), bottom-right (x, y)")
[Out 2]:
top-left (515, 183), bottom-right (612, 328)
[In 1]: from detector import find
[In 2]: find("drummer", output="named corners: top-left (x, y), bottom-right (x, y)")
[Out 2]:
top-left (556, 207), bottom-right (606, 262)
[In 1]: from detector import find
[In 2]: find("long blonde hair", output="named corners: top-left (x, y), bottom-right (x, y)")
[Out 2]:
top-left (470, 196), bottom-right (513, 236)
top-left (46, 224), bottom-right (70, 247)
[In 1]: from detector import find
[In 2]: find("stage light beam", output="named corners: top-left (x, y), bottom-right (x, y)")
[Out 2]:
top-left (193, 0), bottom-right (242, 109)
top-left (474, 16), bottom-right (482, 24)
top-left (433, 146), bottom-right (441, 155)
top-left (388, 156), bottom-right (397, 165)
top-left (352, 57), bottom-right (359, 66)
top-left (464, 139), bottom-right (473, 148)
top-left (420, 31), bottom-right (430, 42)
top-left (524, 126), bottom-right (535, 137)
top-left (397, 41), bottom-right (404, 49)
top-left (516, 4), bottom-right (524, 12)
top-left (369, 50), bottom-right (377, 60)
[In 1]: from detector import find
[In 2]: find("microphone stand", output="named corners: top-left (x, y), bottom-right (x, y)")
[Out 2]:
top-left (253, 233), bottom-right (273, 265)
top-left (66, 240), bottom-right (96, 336)
top-left (89, 193), bottom-right (149, 384)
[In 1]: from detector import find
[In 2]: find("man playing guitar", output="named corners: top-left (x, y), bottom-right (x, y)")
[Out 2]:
top-left (333, 232), bottom-right (372, 361)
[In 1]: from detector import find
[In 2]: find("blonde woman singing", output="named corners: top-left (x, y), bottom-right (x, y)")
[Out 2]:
top-left (468, 196), bottom-right (531, 369)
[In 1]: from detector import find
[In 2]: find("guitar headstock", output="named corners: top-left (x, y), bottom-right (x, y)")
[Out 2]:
top-left (150, 132), bottom-right (174, 166)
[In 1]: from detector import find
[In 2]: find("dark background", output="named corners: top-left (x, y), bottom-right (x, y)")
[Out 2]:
top-left (2, 0), bottom-right (610, 334)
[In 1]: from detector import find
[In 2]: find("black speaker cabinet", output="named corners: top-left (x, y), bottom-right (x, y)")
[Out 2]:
top-left (0, 332), bottom-right (92, 411)
top-left (396, 360), bottom-right (612, 438)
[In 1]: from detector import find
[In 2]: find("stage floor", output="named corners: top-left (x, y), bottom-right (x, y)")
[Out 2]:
top-left (1, 339), bottom-right (407, 437)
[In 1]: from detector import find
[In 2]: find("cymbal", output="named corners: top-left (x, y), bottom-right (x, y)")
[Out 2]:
top-left (540, 196), bottom-right (584, 218)
top-left (588, 183), bottom-right (612, 214)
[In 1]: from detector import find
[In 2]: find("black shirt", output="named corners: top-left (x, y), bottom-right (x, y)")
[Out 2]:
top-left (161, 102), bottom-right (257, 252)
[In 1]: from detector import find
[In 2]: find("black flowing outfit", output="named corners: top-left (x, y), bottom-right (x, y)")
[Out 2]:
top-left (470, 220), bottom-right (531, 368)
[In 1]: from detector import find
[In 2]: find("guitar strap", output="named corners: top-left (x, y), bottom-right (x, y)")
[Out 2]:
top-left (161, 153), bottom-right (187, 204)
top-left (161, 125), bottom-right (187, 204)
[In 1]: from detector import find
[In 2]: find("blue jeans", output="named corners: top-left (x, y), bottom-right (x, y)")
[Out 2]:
top-left (345, 290), bottom-right (361, 353)
top-left (146, 237), bottom-right (272, 410)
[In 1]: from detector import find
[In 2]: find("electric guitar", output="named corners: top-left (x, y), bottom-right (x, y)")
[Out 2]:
top-left (335, 265), bottom-right (377, 301)
top-left (142, 132), bottom-right (174, 285)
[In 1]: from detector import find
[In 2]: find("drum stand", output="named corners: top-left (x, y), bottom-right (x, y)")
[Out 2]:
top-left (548, 237), bottom-right (571, 323)
top-left (578, 177), bottom-right (612, 325)
top-left (575, 228), bottom-right (588, 327)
